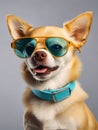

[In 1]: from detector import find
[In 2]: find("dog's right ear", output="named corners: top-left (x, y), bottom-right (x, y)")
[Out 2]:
top-left (6, 15), bottom-right (33, 39)
top-left (63, 12), bottom-right (93, 48)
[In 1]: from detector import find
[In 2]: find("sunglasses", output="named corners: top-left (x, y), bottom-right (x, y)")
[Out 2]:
top-left (11, 36), bottom-right (77, 58)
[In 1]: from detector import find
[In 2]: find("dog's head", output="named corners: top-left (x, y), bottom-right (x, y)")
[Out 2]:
top-left (7, 12), bottom-right (92, 88)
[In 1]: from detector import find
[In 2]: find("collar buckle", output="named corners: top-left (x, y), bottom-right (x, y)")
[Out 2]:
top-left (51, 87), bottom-right (72, 102)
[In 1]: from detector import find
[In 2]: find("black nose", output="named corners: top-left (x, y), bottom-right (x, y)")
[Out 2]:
top-left (33, 51), bottom-right (47, 62)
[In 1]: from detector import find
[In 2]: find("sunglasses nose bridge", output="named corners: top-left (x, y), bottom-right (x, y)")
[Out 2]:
top-left (35, 39), bottom-right (46, 50)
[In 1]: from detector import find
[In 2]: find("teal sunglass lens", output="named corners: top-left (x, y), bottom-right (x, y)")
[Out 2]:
top-left (25, 45), bottom-right (35, 57)
top-left (46, 38), bottom-right (68, 57)
top-left (14, 38), bottom-right (36, 58)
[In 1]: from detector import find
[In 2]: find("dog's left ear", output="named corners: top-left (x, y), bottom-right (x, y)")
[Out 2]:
top-left (6, 15), bottom-right (33, 39)
top-left (64, 12), bottom-right (93, 48)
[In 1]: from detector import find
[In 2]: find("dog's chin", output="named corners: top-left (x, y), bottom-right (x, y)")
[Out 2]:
top-left (29, 65), bottom-right (59, 81)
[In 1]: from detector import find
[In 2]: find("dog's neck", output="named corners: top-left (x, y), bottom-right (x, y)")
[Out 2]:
top-left (31, 81), bottom-right (76, 102)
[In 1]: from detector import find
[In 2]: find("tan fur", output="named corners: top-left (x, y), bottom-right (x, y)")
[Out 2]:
top-left (7, 12), bottom-right (98, 130)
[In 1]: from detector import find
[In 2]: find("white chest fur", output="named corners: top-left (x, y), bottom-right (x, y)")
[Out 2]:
top-left (30, 83), bottom-right (88, 130)
top-left (32, 100), bottom-right (77, 130)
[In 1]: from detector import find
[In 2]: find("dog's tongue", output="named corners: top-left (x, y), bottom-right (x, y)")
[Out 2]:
top-left (33, 68), bottom-right (48, 73)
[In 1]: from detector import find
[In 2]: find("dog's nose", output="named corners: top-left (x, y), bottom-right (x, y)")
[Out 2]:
top-left (33, 51), bottom-right (47, 62)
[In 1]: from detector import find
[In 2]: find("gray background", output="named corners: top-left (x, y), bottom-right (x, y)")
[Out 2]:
top-left (0, 0), bottom-right (98, 130)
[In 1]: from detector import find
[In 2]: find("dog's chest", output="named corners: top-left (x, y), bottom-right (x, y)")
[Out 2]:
top-left (31, 100), bottom-right (77, 130)
top-left (42, 117), bottom-right (77, 130)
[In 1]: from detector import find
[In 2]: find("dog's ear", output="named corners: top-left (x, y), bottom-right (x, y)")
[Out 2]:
top-left (7, 15), bottom-right (33, 39)
top-left (64, 12), bottom-right (93, 48)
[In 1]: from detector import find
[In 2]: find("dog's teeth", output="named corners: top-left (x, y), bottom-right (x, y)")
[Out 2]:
top-left (33, 72), bottom-right (37, 76)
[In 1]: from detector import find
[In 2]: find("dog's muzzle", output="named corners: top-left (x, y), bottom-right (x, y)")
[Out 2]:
top-left (29, 50), bottom-right (59, 76)
top-left (32, 51), bottom-right (47, 65)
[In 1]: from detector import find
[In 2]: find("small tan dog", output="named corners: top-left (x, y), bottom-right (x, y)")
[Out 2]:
top-left (7, 12), bottom-right (98, 130)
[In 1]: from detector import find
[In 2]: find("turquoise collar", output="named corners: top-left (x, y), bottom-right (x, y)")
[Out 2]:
top-left (32, 81), bottom-right (76, 102)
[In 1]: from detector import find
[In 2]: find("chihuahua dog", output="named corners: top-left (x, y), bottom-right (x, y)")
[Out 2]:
top-left (7, 12), bottom-right (98, 130)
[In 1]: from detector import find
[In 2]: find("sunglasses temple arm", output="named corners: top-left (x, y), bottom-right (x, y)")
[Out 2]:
top-left (70, 42), bottom-right (81, 53)
top-left (76, 47), bottom-right (81, 53)
top-left (11, 42), bottom-right (14, 48)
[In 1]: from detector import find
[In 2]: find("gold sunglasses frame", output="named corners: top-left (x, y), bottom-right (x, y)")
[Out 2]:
top-left (11, 36), bottom-right (79, 58)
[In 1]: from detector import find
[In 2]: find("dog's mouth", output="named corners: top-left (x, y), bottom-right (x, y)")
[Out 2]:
top-left (31, 65), bottom-right (59, 76)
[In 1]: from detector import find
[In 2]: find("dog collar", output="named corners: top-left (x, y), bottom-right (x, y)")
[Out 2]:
top-left (32, 81), bottom-right (76, 102)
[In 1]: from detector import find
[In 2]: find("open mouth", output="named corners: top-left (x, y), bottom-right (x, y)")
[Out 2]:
top-left (31, 65), bottom-right (59, 76)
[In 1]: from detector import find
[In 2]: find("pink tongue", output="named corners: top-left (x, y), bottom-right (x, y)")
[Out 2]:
top-left (34, 68), bottom-right (48, 73)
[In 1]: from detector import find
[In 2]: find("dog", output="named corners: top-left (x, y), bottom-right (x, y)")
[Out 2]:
top-left (7, 12), bottom-right (98, 130)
